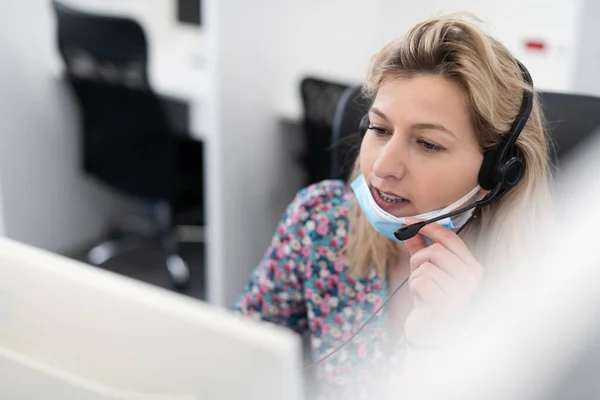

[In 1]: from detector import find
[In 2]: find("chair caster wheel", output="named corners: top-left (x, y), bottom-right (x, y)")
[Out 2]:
top-left (167, 254), bottom-right (190, 291)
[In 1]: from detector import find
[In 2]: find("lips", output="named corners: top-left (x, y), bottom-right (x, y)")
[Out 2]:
top-left (370, 185), bottom-right (410, 212)
top-left (376, 189), bottom-right (405, 202)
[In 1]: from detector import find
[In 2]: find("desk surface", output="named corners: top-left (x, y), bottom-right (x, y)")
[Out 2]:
top-left (149, 26), bottom-right (210, 101)
top-left (150, 28), bottom-right (210, 141)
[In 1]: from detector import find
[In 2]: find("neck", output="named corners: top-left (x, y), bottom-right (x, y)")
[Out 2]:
top-left (388, 244), bottom-right (411, 275)
top-left (396, 242), bottom-right (411, 261)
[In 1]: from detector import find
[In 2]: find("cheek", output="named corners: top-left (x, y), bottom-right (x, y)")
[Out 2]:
top-left (412, 156), bottom-right (482, 209)
top-left (412, 171), bottom-right (454, 208)
top-left (358, 137), bottom-right (376, 176)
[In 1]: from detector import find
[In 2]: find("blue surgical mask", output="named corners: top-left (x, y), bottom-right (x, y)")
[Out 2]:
top-left (350, 174), bottom-right (481, 243)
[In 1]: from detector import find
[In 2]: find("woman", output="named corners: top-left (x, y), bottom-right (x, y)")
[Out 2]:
top-left (234, 13), bottom-right (551, 398)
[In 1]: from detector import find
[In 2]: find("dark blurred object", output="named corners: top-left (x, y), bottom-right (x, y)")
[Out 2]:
top-left (52, 1), bottom-right (205, 290)
top-left (299, 77), bottom-right (352, 185)
top-left (331, 85), bottom-right (366, 181)
top-left (178, 0), bottom-right (202, 26)
top-left (538, 91), bottom-right (600, 163)
top-left (331, 86), bottom-right (600, 181)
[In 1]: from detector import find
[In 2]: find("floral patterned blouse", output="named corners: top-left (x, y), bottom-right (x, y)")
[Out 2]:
top-left (233, 180), bottom-right (406, 398)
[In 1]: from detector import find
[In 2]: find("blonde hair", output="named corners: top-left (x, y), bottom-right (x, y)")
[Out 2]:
top-left (346, 13), bottom-right (553, 278)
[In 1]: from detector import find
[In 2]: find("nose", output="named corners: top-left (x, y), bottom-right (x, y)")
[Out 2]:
top-left (372, 134), bottom-right (408, 181)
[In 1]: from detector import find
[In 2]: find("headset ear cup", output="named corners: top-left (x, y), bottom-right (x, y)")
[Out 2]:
top-left (478, 148), bottom-right (498, 190)
top-left (359, 114), bottom-right (370, 137)
top-left (500, 157), bottom-right (524, 189)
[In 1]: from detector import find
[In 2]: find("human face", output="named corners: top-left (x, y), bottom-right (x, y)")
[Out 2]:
top-left (359, 75), bottom-right (485, 217)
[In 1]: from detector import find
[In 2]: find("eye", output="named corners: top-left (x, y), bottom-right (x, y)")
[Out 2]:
top-left (367, 125), bottom-right (389, 136)
top-left (417, 139), bottom-right (446, 153)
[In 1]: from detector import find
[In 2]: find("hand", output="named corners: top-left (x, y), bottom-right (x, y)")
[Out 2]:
top-left (402, 220), bottom-right (483, 346)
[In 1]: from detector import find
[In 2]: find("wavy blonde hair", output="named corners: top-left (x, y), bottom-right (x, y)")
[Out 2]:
top-left (346, 13), bottom-right (553, 278)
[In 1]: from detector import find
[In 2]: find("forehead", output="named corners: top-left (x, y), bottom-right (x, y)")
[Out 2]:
top-left (373, 75), bottom-right (476, 142)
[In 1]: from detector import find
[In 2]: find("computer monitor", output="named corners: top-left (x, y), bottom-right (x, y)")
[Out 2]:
top-left (0, 238), bottom-right (303, 400)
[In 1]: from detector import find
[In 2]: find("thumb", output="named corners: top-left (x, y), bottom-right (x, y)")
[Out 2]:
top-left (403, 218), bottom-right (428, 260)
top-left (404, 233), bottom-right (427, 259)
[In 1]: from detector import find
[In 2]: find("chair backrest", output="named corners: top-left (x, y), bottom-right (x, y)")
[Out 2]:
top-left (53, 1), bottom-right (148, 85)
top-left (299, 77), bottom-right (352, 185)
top-left (52, 1), bottom-right (170, 136)
top-left (330, 85), bottom-right (365, 181)
top-left (538, 91), bottom-right (600, 164)
top-left (52, 1), bottom-right (178, 199)
top-left (331, 87), bottom-right (600, 181)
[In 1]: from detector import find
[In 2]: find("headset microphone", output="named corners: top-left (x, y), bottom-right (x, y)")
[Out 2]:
top-left (393, 184), bottom-right (504, 240)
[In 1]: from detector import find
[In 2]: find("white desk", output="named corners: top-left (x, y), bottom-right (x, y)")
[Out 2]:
top-left (149, 26), bottom-right (210, 141)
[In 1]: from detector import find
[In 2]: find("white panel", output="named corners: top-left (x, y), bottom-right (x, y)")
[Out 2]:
top-left (0, 172), bottom-right (4, 237)
top-left (207, 0), bottom-right (295, 305)
top-left (0, 0), bottom-right (125, 252)
top-left (572, 0), bottom-right (600, 97)
top-left (270, 0), bottom-right (382, 119)
top-left (379, 0), bottom-right (584, 92)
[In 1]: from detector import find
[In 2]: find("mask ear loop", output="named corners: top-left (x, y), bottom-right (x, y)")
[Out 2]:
top-left (455, 178), bottom-right (506, 236)
top-left (455, 207), bottom-right (481, 235)
top-left (454, 191), bottom-right (489, 235)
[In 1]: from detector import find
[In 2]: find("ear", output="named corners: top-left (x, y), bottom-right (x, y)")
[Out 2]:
top-left (475, 189), bottom-right (492, 201)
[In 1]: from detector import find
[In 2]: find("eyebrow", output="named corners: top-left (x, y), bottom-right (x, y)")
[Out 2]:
top-left (369, 106), bottom-right (457, 139)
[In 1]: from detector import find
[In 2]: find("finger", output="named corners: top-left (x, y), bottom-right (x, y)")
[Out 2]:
top-left (410, 243), bottom-right (474, 283)
top-left (404, 232), bottom-right (428, 260)
top-left (412, 262), bottom-right (474, 311)
top-left (410, 261), bottom-right (460, 298)
top-left (416, 222), bottom-right (477, 265)
top-left (409, 274), bottom-right (448, 314)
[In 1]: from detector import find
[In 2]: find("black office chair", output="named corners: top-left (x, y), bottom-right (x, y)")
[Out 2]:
top-left (52, 1), bottom-right (204, 289)
top-left (330, 85), bottom-right (365, 181)
top-left (538, 91), bottom-right (600, 164)
top-left (299, 77), bottom-right (353, 185)
top-left (331, 85), bottom-right (600, 180)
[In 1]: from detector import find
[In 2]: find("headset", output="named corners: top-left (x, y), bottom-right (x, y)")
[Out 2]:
top-left (358, 60), bottom-right (534, 240)
top-left (303, 61), bottom-right (534, 371)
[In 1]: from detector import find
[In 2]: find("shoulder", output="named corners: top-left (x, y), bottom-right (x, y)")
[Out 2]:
top-left (287, 179), bottom-right (353, 221)
top-left (278, 180), bottom-right (354, 260)
top-left (276, 180), bottom-right (353, 255)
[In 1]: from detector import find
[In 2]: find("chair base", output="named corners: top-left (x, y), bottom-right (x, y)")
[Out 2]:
top-left (86, 201), bottom-right (204, 291)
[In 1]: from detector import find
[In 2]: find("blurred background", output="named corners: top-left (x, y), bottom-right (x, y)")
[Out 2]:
top-left (1, 0), bottom-right (599, 309)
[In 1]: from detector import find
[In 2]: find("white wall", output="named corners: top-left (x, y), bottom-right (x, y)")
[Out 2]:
top-left (272, 0), bottom-right (384, 119)
top-left (427, 0), bottom-right (583, 92)
top-left (273, 0), bottom-right (586, 120)
top-left (572, 0), bottom-right (600, 96)
top-left (0, 173), bottom-right (5, 237)
top-left (0, 0), bottom-right (126, 252)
